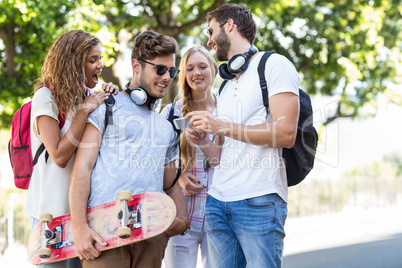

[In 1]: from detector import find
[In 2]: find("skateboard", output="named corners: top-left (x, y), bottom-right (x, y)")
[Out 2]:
top-left (27, 191), bottom-right (176, 265)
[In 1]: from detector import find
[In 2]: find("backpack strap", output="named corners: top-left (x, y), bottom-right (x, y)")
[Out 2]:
top-left (257, 51), bottom-right (276, 114)
top-left (34, 113), bottom-right (67, 166)
top-left (105, 94), bottom-right (115, 131)
top-left (32, 144), bottom-right (46, 166)
top-left (168, 101), bottom-right (178, 123)
top-left (218, 80), bottom-right (228, 95)
top-left (166, 102), bottom-right (182, 190)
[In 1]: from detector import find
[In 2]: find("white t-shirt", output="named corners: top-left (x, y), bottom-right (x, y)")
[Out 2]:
top-left (24, 87), bottom-right (74, 219)
top-left (209, 52), bottom-right (300, 203)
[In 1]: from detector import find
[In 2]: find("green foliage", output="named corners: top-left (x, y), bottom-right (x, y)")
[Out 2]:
top-left (0, 0), bottom-right (400, 128)
top-left (251, 0), bottom-right (401, 124)
top-left (384, 153), bottom-right (402, 177)
top-left (0, 0), bottom-right (77, 128)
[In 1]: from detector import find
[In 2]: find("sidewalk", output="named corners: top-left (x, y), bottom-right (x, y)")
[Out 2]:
top-left (2, 205), bottom-right (401, 267)
top-left (284, 205), bottom-right (402, 256)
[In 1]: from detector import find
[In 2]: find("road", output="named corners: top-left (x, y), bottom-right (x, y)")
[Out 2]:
top-left (1, 205), bottom-right (401, 267)
top-left (283, 205), bottom-right (402, 268)
top-left (284, 233), bottom-right (402, 268)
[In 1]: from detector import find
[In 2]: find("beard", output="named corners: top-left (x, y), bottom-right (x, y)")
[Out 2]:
top-left (215, 30), bottom-right (231, 61)
top-left (138, 71), bottom-right (156, 98)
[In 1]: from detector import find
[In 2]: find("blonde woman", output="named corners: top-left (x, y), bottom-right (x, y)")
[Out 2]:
top-left (161, 46), bottom-right (222, 268)
top-left (24, 30), bottom-right (118, 268)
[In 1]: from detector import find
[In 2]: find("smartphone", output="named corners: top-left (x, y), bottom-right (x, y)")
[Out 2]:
top-left (173, 117), bottom-right (192, 129)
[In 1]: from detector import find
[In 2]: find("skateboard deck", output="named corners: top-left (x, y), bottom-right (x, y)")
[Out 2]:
top-left (27, 191), bottom-right (176, 265)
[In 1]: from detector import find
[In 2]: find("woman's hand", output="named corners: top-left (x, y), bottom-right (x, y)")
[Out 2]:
top-left (184, 127), bottom-right (208, 146)
top-left (81, 91), bottom-right (110, 114)
top-left (179, 172), bottom-right (205, 195)
top-left (101, 82), bottom-right (119, 95)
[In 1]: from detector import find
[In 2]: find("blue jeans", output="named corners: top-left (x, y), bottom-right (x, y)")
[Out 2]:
top-left (205, 194), bottom-right (287, 268)
top-left (30, 216), bottom-right (82, 268)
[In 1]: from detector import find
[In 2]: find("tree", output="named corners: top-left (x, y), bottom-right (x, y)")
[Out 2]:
top-left (67, 0), bottom-right (228, 105)
top-left (250, 0), bottom-right (401, 125)
top-left (0, 0), bottom-right (77, 128)
top-left (0, 0), bottom-right (400, 128)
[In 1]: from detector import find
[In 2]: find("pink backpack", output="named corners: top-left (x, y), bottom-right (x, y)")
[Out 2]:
top-left (8, 101), bottom-right (65, 189)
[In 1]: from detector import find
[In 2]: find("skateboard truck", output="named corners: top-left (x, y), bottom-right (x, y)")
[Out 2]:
top-left (38, 213), bottom-right (61, 259)
top-left (117, 191), bottom-right (140, 239)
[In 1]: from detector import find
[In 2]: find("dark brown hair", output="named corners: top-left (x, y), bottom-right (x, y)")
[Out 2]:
top-left (131, 30), bottom-right (178, 61)
top-left (206, 3), bottom-right (256, 44)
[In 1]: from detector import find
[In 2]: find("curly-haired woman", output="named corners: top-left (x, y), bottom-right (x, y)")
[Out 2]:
top-left (161, 46), bottom-right (223, 268)
top-left (24, 29), bottom-right (118, 268)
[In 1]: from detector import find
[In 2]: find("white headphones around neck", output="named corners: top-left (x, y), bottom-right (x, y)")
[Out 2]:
top-left (125, 82), bottom-right (148, 105)
top-left (125, 82), bottom-right (159, 110)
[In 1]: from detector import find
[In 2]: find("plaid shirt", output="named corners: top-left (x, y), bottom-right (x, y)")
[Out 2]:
top-left (161, 100), bottom-right (217, 232)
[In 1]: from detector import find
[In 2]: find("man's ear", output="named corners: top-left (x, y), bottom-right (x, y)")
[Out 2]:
top-left (226, 18), bottom-right (236, 33)
top-left (131, 59), bottom-right (141, 74)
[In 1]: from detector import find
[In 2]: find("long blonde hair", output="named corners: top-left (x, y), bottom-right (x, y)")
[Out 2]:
top-left (178, 46), bottom-right (218, 171)
top-left (34, 30), bottom-right (100, 118)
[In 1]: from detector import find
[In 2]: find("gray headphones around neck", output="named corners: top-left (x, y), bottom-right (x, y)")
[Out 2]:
top-left (124, 82), bottom-right (158, 110)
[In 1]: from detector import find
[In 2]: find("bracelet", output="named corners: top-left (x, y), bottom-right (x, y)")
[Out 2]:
top-left (178, 217), bottom-right (190, 235)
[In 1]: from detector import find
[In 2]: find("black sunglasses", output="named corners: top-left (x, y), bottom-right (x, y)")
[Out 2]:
top-left (138, 58), bottom-right (180, 78)
top-left (206, 20), bottom-right (228, 37)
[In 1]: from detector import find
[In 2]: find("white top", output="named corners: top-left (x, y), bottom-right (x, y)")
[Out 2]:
top-left (24, 87), bottom-right (74, 219)
top-left (209, 52), bottom-right (300, 203)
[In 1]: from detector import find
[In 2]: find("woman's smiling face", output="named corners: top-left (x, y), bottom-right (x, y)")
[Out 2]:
top-left (185, 52), bottom-right (214, 93)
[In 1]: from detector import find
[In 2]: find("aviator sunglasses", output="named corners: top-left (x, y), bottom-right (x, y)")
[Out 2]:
top-left (138, 58), bottom-right (180, 78)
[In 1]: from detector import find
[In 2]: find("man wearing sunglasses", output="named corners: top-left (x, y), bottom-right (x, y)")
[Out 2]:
top-left (186, 3), bottom-right (300, 268)
top-left (69, 30), bottom-right (188, 268)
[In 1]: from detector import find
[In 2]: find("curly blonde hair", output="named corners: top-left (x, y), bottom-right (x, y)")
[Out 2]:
top-left (34, 30), bottom-right (100, 118)
top-left (178, 46), bottom-right (218, 171)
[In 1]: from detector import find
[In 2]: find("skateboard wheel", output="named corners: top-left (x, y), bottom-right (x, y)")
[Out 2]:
top-left (39, 213), bottom-right (53, 223)
top-left (38, 248), bottom-right (51, 259)
top-left (117, 227), bottom-right (131, 239)
top-left (118, 191), bottom-right (132, 201)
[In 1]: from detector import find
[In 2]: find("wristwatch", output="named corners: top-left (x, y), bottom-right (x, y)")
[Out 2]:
top-left (179, 217), bottom-right (190, 235)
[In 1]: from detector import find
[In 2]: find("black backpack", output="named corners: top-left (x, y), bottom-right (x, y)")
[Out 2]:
top-left (219, 51), bottom-right (318, 187)
top-left (167, 102), bottom-right (182, 189)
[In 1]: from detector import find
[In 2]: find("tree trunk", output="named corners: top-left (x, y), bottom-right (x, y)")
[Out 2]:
top-left (0, 28), bottom-right (18, 79)
top-left (101, 66), bottom-right (121, 87)
top-left (100, 29), bottom-right (135, 88)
